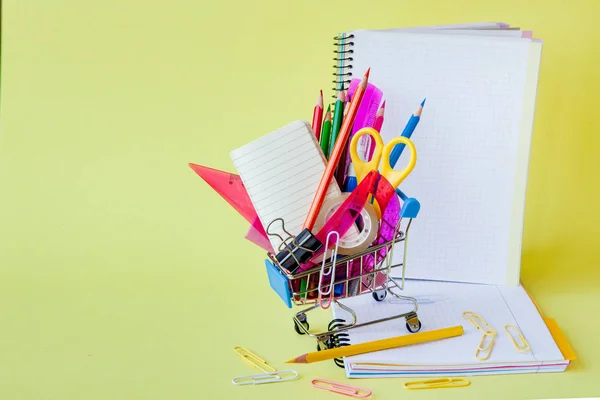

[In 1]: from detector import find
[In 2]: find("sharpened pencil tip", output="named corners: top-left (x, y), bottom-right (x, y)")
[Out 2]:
top-left (381, 100), bottom-right (386, 109)
top-left (285, 354), bottom-right (308, 364)
top-left (316, 91), bottom-right (324, 108)
top-left (365, 67), bottom-right (371, 78)
top-left (421, 98), bottom-right (426, 106)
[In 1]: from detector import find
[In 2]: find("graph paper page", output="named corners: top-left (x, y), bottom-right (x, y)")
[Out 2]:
top-left (331, 280), bottom-right (564, 367)
top-left (348, 30), bottom-right (537, 285)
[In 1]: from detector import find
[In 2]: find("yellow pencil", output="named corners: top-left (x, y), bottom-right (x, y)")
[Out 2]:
top-left (285, 325), bottom-right (464, 364)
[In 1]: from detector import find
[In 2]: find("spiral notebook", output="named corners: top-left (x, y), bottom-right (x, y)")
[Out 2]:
top-left (331, 23), bottom-right (543, 286)
top-left (331, 280), bottom-right (574, 378)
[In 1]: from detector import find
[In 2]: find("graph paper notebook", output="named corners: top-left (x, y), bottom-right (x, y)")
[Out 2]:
top-left (331, 280), bottom-right (574, 378)
top-left (331, 23), bottom-right (543, 285)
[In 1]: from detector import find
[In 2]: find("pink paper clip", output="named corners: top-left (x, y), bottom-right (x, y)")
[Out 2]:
top-left (311, 379), bottom-right (372, 398)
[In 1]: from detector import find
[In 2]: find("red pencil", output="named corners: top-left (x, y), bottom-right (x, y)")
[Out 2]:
top-left (367, 100), bottom-right (386, 161)
top-left (303, 68), bottom-right (370, 232)
top-left (311, 90), bottom-right (324, 141)
top-left (373, 100), bottom-right (386, 132)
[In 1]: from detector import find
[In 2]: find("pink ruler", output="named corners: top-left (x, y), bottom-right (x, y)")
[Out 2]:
top-left (347, 79), bottom-right (383, 160)
top-left (188, 163), bottom-right (268, 240)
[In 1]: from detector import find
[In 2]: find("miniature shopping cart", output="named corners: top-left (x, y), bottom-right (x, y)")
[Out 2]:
top-left (264, 189), bottom-right (422, 367)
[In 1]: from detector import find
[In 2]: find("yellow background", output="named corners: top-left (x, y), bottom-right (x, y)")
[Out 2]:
top-left (0, 0), bottom-right (598, 399)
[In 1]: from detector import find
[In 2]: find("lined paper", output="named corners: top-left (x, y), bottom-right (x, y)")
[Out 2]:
top-left (331, 280), bottom-right (565, 377)
top-left (230, 120), bottom-right (342, 252)
top-left (346, 30), bottom-right (540, 285)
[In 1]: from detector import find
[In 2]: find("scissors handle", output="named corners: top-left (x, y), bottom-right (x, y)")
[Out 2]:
top-left (381, 136), bottom-right (417, 188)
top-left (349, 128), bottom-right (383, 183)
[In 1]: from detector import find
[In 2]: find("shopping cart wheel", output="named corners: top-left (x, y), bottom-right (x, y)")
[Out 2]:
top-left (372, 290), bottom-right (387, 301)
top-left (406, 319), bottom-right (422, 333)
top-left (293, 313), bottom-right (310, 335)
top-left (293, 320), bottom-right (309, 334)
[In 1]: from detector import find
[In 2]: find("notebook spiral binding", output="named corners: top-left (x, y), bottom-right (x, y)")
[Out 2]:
top-left (331, 33), bottom-right (355, 100)
top-left (324, 318), bottom-right (351, 368)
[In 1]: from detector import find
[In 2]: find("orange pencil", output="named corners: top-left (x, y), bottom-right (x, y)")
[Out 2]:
top-left (303, 68), bottom-right (370, 232)
top-left (311, 90), bottom-right (324, 141)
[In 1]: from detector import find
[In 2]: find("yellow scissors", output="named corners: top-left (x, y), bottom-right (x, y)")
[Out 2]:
top-left (349, 127), bottom-right (417, 217)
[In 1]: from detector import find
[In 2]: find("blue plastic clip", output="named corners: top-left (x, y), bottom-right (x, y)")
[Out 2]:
top-left (397, 188), bottom-right (421, 219)
top-left (265, 259), bottom-right (292, 308)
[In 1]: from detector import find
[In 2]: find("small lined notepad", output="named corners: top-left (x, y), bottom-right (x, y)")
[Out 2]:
top-left (230, 120), bottom-right (342, 252)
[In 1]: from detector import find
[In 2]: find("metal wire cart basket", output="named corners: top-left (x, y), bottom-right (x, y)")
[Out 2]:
top-left (264, 188), bottom-right (422, 367)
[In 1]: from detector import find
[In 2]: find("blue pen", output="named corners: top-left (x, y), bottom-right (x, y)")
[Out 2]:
top-left (389, 98), bottom-right (426, 168)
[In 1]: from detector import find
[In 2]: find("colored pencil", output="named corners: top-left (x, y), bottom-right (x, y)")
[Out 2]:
top-left (342, 90), bottom-right (351, 120)
top-left (319, 105), bottom-right (332, 157)
top-left (334, 91), bottom-right (353, 187)
top-left (367, 100), bottom-right (386, 161)
top-left (303, 68), bottom-right (370, 232)
top-left (328, 91), bottom-right (346, 156)
top-left (285, 325), bottom-right (464, 364)
top-left (390, 98), bottom-right (426, 168)
top-left (373, 100), bottom-right (386, 131)
top-left (312, 90), bottom-right (324, 141)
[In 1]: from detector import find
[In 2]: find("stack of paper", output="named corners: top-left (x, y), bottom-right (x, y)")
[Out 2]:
top-left (332, 280), bottom-right (574, 378)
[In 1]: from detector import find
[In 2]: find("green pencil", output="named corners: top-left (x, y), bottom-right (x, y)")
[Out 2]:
top-left (328, 90), bottom-right (345, 157)
top-left (299, 278), bottom-right (308, 300)
top-left (319, 105), bottom-right (332, 158)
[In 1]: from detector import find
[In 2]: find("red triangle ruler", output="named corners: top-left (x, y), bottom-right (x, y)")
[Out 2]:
top-left (188, 163), bottom-right (267, 237)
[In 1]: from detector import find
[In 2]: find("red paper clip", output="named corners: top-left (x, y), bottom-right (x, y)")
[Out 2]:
top-left (311, 379), bottom-right (372, 398)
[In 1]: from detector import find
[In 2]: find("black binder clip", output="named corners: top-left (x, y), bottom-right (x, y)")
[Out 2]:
top-left (266, 218), bottom-right (322, 274)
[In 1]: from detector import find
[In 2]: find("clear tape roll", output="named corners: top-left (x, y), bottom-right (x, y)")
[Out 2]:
top-left (314, 193), bottom-right (379, 255)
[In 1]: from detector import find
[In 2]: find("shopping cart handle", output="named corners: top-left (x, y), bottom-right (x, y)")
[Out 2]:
top-left (265, 259), bottom-right (292, 308)
top-left (396, 188), bottom-right (420, 219)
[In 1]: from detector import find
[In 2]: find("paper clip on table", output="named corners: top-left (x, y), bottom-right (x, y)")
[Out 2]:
top-left (265, 189), bottom-right (421, 367)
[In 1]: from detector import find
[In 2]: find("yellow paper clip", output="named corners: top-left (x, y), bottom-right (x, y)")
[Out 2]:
top-left (463, 311), bottom-right (497, 360)
top-left (232, 370), bottom-right (299, 386)
top-left (475, 331), bottom-right (497, 360)
top-left (505, 324), bottom-right (531, 353)
top-left (404, 378), bottom-right (470, 390)
top-left (462, 311), bottom-right (496, 335)
top-left (311, 379), bottom-right (372, 398)
top-left (233, 346), bottom-right (276, 373)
